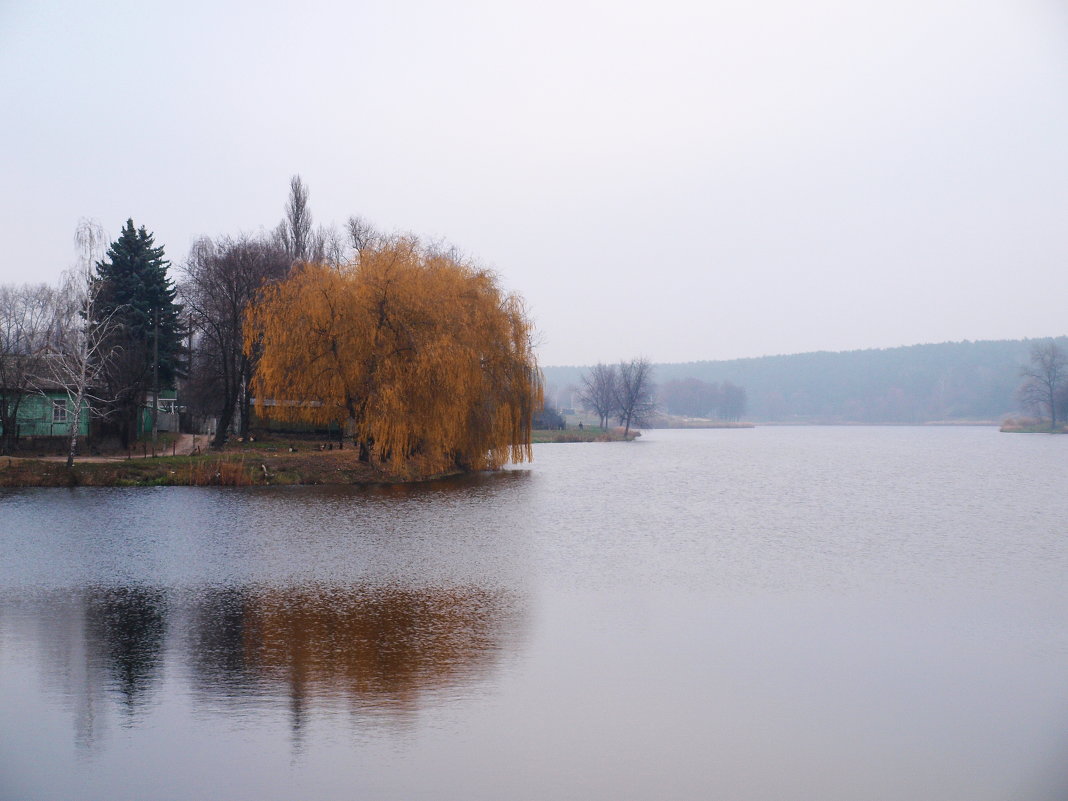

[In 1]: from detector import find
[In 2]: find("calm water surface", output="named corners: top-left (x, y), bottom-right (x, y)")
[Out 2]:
top-left (2, 427), bottom-right (1067, 800)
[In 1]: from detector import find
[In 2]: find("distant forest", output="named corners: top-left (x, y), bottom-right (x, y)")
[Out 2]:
top-left (543, 338), bottom-right (1068, 424)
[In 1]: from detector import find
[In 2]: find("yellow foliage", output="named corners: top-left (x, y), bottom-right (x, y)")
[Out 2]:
top-left (244, 238), bottom-right (541, 476)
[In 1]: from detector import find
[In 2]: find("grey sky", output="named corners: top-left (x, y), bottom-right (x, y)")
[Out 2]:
top-left (2, 0), bottom-right (1066, 366)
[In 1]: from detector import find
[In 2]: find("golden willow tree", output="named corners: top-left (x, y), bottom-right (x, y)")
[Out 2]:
top-left (244, 237), bottom-right (542, 476)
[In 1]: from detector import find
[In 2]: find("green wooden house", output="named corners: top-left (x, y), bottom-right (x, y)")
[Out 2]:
top-left (0, 389), bottom-right (178, 443)
top-left (0, 391), bottom-right (90, 439)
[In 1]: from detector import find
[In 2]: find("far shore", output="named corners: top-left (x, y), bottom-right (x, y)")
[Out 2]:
top-left (999, 417), bottom-right (1067, 434)
top-left (646, 418), bottom-right (755, 429)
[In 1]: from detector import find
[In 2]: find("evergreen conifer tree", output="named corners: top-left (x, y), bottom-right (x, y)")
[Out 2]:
top-left (93, 219), bottom-right (184, 447)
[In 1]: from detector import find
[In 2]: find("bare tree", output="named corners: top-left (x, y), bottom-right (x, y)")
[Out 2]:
top-left (614, 357), bottom-right (656, 437)
top-left (347, 215), bottom-right (379, 256)
top-left (275, 178), bottom-right (380, 267)
top-left (41, 220), bottom-right (122, 467)
top-left (1018, 340), bottom-right (1068, 430)
top-left (181, 233), bottom-right (290, 446)
top-left (578, 362), bottom-right (619, 430)
top-left (309, 223), bottom-right (349, 265)
top-left (0, 283), bottom-right (55, 453)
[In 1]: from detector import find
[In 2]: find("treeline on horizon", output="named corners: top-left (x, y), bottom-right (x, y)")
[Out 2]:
top-left (543, 337), bottom-right (1068, 424)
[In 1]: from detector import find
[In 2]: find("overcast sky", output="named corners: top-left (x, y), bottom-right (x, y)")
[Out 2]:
top-left (2, 0), bottom-right (1066, 366)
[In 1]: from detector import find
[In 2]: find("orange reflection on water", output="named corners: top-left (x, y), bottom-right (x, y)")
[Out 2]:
top-left (190, 584), bottom-right (525, 719)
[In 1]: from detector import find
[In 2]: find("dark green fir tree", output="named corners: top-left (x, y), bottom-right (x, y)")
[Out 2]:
top-left (93, 219), bottom-right (184, 448)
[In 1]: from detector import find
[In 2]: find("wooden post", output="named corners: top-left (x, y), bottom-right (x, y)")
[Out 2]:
top-left (151, 307), bottom-right (159, 457)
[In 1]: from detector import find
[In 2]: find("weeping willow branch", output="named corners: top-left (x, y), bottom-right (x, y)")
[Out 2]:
top-left (244, 237), bottom-right (542, 476)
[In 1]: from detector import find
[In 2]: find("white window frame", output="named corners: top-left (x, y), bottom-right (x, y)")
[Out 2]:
top-left (52, 399), bottom-right (69, 424)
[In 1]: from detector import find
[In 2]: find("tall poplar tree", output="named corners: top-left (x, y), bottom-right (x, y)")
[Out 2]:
top-left (93, 219), bottom-right (184, 448)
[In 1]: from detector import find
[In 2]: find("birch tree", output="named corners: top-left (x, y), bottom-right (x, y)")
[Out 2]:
top-left (43, 220), bottom-right (121, 467)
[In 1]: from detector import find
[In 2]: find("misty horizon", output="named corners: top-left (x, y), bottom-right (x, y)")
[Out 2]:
top-left (543, 333), bottom-right (1067, 369)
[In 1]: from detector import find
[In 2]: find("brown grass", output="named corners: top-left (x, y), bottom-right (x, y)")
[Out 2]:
top-left (179, 457), bottom-right (256, 486)
top-left (0, 433), bottom-right (509, 487)
top-left (530, 427), bottom-right (639, 443)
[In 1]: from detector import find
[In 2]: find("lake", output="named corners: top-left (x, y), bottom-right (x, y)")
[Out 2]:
top-left (2, 427), bottom-right (1067, 800)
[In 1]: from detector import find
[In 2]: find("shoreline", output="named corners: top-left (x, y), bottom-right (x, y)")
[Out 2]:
top-left (0, 428), bottom-right (645, 488)
top-left (0, 440), bottom-right (463, 488)
top-left (530, 427), bottom-right (639, 444)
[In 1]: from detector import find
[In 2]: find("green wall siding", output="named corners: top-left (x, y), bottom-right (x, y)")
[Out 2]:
top-left (0, 393), bottom-right (90, 438)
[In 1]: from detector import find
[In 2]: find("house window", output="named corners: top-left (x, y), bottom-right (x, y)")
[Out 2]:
top-left (52, 399), bottom-right (69, 423)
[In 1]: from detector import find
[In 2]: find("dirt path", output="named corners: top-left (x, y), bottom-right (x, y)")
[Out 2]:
top-left (170, 433), bottom-right (202, 456)
top-left (24, 433), bottom-right (207, 464)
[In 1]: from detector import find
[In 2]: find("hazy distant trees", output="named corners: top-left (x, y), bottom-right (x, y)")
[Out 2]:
top-left (578, 363), bottom-right (618, 430)
top-left (532, 400), bottom-right (565, 430)
top-left (181, 234), bottom-right (290, 446)
top-left (577, 358), bottom-right (656, 435)
top-left (658, 377), bottom-right (705, 418)
top-left (614, 357), bottom-right (656, 437)
top-left (557, 340), bottom-right (1052, 424)
top-left (721, 382), bottom-right (747, 421)
top-left (659, 377), bottom-right (747, 421)
top-left (1018, 340), bottom-right (1067, 429)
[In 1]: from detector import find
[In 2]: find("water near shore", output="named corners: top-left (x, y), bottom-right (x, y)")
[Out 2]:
top-left (2, 427), bottom-right (1067, 800)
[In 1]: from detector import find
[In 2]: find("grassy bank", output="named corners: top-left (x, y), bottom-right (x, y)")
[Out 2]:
top-left (530, 427), bottom-right (638, 443)
top-left (1000, 417), bottom-right (1067, 434)
top-left (0, 426), bottom-right (652, 488)
top-left (0, 437), bottom-right (456, 488)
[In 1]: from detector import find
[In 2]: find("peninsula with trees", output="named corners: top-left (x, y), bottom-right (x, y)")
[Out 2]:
top-left (0, 177), bottom-right (542, 486)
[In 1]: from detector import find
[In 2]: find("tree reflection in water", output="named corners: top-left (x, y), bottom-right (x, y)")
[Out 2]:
top-left (11, 582), bottom-right (524, 747)
top-left (83, 586), bottom-right (169, 715)
top-left (189, 584), bottom-right (520, 732)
